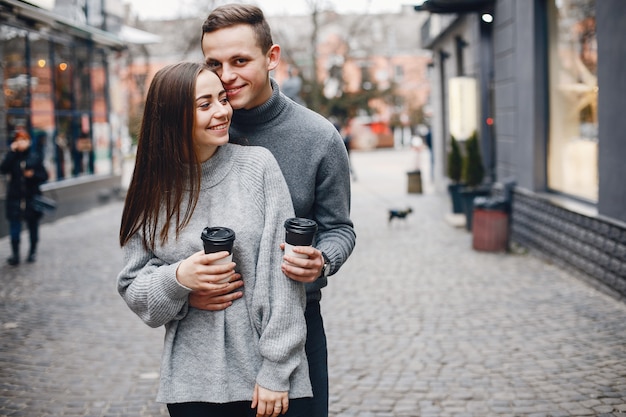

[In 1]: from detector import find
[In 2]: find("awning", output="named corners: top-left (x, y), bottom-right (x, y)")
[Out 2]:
top-left (0, 0), bottom-right (125, 49)
top-left (414, 0), bottom-right (494, 13)
top-left (118, 25), bottom-right (161, 45)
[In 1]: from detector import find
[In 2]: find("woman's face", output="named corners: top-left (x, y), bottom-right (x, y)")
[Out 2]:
top-left (193, 70), bottom-right (233, 162)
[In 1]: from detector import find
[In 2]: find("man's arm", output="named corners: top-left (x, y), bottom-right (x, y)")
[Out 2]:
top-left (282, 130), bottom-right (356, 284)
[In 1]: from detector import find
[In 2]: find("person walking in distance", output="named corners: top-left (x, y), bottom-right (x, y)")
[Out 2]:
top-left (1, 129), bottom-right (49, 265)
top-left (198, 5), bottom-right (356, 416)
top-left (117, 62), bottom-right (311, 417)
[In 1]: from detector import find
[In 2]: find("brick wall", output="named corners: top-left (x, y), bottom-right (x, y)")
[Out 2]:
top-left (511, 190), bottom-right (626, 299)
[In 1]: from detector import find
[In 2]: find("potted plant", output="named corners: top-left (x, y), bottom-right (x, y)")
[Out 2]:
top-left (460, 131), bottom-right (489, 230)
top-left (447, 135), bottom-right (464, 213)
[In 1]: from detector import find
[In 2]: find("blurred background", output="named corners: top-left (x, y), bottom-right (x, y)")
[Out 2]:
top-left (2, 0), bottom-right (626, 299)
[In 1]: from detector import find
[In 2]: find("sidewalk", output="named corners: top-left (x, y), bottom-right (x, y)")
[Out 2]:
top-left (1, 147), bottom-right (625, 417)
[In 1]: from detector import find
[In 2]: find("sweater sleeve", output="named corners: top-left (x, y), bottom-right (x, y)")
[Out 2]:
top-left (0, 150), bottom-right (17, 174)
top-left (117, 234), bottom-right (191, 328)
top-left (311, 129), bottom-right (356, 286)
top-left (251, 151), bottom-right (308, 393)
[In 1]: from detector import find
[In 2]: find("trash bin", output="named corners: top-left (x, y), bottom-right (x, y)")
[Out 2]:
top-left (472, 196), bottom-right (509, 252)
top-left (407, 170), bottom-right (422, 194)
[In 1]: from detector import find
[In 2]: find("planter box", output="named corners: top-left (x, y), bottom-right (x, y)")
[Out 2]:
top-left (472, 208), bottom-right (509, 252)
top-left (407, 170), bottom-right (422, 194)
top-left (460, 187), bottom-right (490, 230)
top-left (447, 183), bottom-right (464, 213)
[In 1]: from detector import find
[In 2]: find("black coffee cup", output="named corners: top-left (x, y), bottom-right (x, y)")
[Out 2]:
top-left (201, 227), bottom-right (236, 265)
top-left (284, 218), bottom-right (317, 262)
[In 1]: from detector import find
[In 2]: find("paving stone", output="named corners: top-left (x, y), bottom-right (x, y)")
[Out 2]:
top-left (1, 148), bottom-right (625, 416)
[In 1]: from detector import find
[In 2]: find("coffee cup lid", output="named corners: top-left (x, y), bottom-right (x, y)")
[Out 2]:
top-left (201, 227), bottom-right (236, 242)
top-left (284, 217), bottom-right (317, 234)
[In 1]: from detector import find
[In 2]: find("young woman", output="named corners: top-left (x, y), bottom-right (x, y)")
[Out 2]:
top-left (1, 129), bottom-right (48, 265)
top-left (117, 62), bottom-right (311, 417)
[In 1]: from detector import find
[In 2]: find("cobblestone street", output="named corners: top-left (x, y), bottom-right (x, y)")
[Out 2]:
top-left (1, 148), bottom-right (625, 416)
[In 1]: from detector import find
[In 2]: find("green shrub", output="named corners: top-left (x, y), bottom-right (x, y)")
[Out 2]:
top-left (447, 135), bottom-right (463, 183)
top-left (462, 131), bottom-right (484, 187)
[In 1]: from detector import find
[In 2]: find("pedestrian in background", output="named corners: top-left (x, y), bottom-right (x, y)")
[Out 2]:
top-left (200, 5), bottom-right (356, 416)
top-left (117, 62), bottom-right (311, 417)
top-left (1, 129), bottom-right (48, 265)
top-left (340, 120), bottom-right (356, 181)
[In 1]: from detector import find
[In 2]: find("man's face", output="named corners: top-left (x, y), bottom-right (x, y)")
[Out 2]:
top-left (202, 24), bottom-right (278, 110)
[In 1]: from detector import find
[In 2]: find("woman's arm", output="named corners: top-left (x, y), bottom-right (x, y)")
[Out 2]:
top-left (252, 151), bottom-right (308, 393)
top-left (118, 233), bottom-right (240, 328)
top-left (117, 234), bottom-right (191, 328)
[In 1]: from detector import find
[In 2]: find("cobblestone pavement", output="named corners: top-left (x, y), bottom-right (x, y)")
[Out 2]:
top-left (1, 148), bottom-right (625, 417)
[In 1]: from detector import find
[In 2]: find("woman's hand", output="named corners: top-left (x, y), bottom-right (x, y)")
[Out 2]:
top-left (176, 250), bottom-right (238, 290)
top-left (10, 139), bottom-right (30, 152)
top-left (252, 384), bottom-right (288, 417)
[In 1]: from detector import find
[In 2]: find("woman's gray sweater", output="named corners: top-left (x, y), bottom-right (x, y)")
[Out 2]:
top-left (117, 143), bottom-right (312, 404)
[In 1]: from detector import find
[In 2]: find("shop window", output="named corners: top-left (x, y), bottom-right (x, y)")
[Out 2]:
top-left (29, 34), bottom-right (54, 170)
top-left (52, 42), bottom-right (77, 180)
top-left (2, 27), bottom-right (29, 140)
top-left (91, 49), bottom-right (107, 124)
top-left (91, 49), bottom-right (111, 175)
top-left (2, 21), bottom-right (115, 182)
top-left (547, 0), bottom-right (598, 201)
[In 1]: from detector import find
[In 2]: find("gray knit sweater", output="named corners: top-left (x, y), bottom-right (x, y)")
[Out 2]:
top-left (117, 144), bottom-right (312, 404)
top-left (230, 79), bottom-right (356, 301)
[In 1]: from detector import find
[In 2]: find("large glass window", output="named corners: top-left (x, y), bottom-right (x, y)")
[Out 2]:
top-left (2, 26), bottom-right (29, 142)
top-left (91, 48), bottom-right (111, 175)
top-left (53, 42), bottom-right (75, 180)
top-left (29, 34), bottom-right (54, 172)
top-left (2, 21), bottom-right (115, 183)
top-left (547, 0), bottom-right (598, 201)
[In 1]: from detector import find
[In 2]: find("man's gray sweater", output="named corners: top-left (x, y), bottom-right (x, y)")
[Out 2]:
top-left (230, 79), bottom-right (356, 301)
top-left (118, 144), bottom-right (312, 403)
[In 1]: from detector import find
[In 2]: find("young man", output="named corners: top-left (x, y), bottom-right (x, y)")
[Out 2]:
top-left (191, 4), bottom-right (356, 416)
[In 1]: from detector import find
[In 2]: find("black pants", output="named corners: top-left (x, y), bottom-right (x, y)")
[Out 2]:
top-left (167, 398), bottom-right (310, 417)
top-left (168, 401), bottom-right (254, 417)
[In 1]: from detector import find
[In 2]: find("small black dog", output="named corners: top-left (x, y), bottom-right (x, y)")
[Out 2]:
top-left (388, 207), bottom-right (413, 224)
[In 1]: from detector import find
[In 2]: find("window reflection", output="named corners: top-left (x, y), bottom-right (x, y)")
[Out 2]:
top-left (2, 27), bottom-right (109, 182)
top-left (547, 0), bottom-right (598, 201)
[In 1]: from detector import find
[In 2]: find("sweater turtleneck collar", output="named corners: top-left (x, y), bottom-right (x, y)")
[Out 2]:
top-left (231, 79), bottom-right (287, 126)
top-left (199, 143), bottom-right (235, 190)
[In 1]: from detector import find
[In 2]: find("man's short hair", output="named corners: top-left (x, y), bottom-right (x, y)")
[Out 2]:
top-left (202, 4), bottom-right (274, 54)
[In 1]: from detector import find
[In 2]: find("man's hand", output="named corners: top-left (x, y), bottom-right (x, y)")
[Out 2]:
top-left (188, 280), bottom-right (243, 311)
top-left (280, 243), bottom-right (324, 283)
top-left (177, 250), bottom-right (244, 311)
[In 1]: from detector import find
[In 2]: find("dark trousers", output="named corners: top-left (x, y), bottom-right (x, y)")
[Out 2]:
top-left (9, 217), bottom-right (39, 245)
top-left (304, 300), bottom-right (328, 417)
top-left (168, 398), bottom-right (310, 417)
top-left (168, 401), bottom-right (253, 417)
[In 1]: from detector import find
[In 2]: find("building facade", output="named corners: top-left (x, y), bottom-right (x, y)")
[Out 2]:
top-left (421, 0), bottom-right (626, 298)
top-left (0, 0), bottom-right (149, 237)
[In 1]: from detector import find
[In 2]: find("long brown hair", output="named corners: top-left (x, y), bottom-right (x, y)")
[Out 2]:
top-left (119, 62), bottom-right (206, 249)
top-left (201, 4), bottom-right (273, 54)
